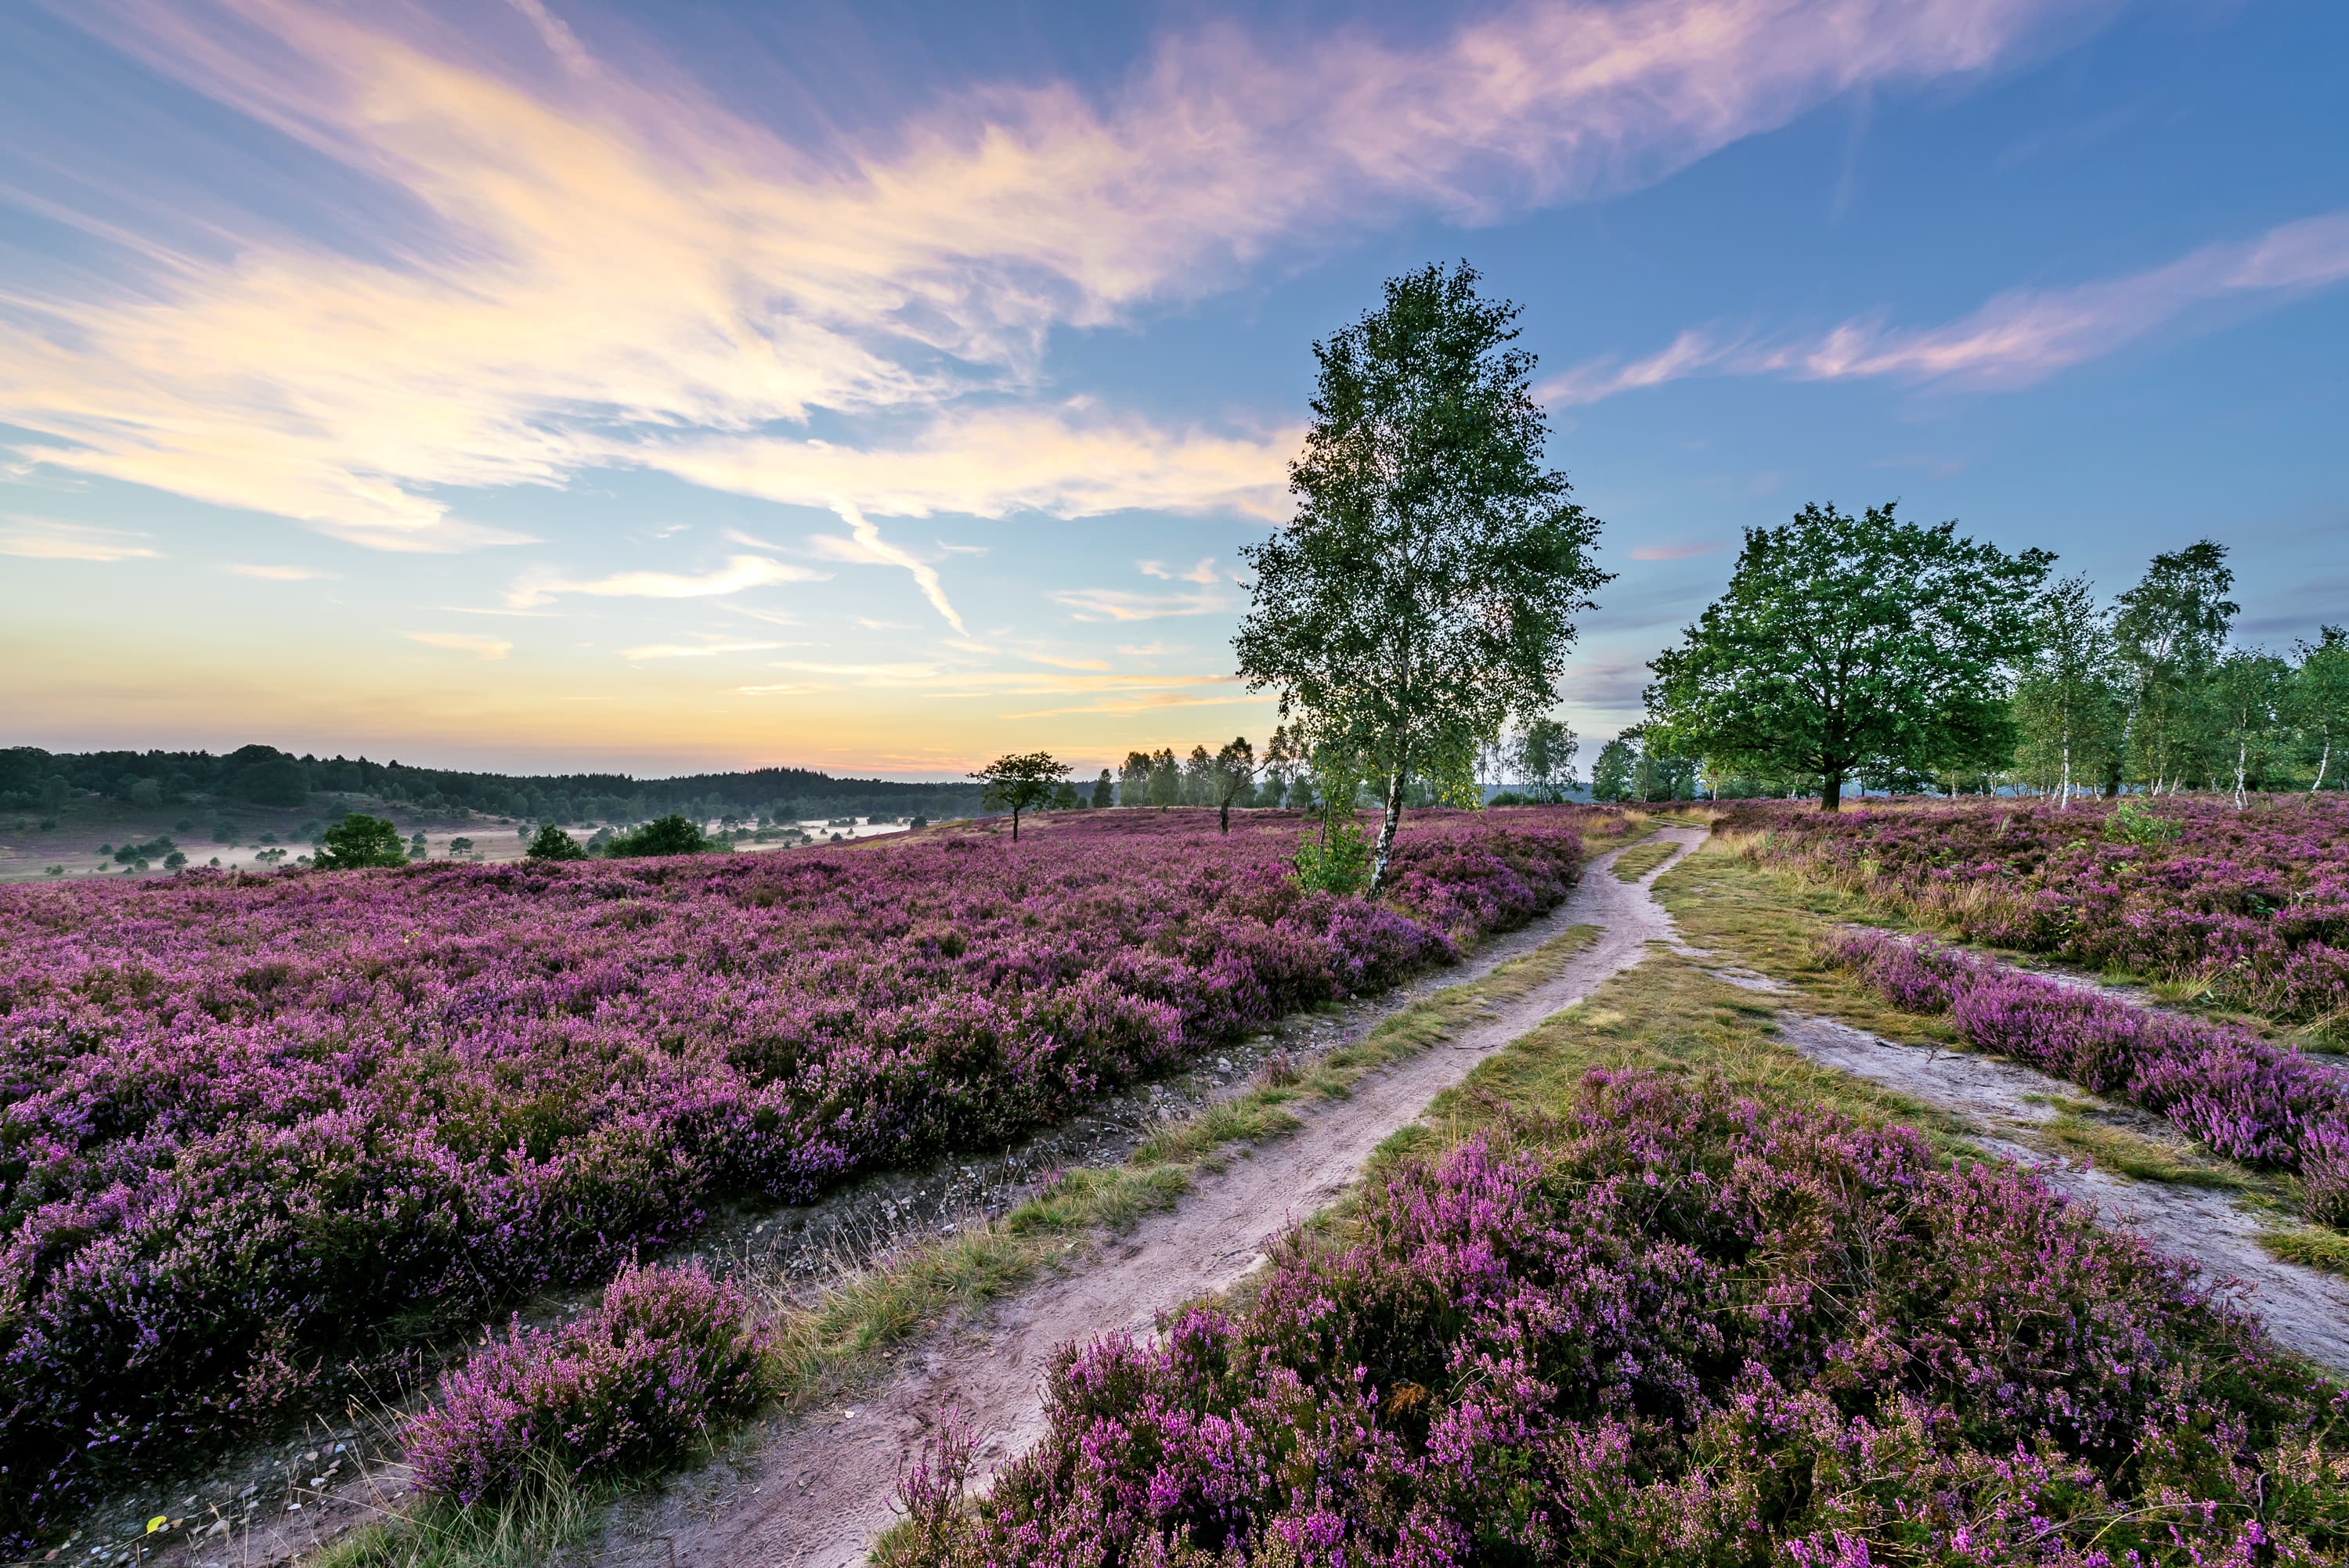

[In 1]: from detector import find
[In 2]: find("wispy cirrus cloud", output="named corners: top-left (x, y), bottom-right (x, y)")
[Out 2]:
top-left (1540, 208), bottom-right (2349, 404)
top-left (504, 554), bottom-right (827, 608)
top-left (1051, 586), bottom-right (1234, 623)
top-left (618, 640), bottom-right (792, 661)
top-left (0, 0), bottom-right (2108, 546)
top-left (406, 630), bottom-right (511, 659)
top-left (1139, 557), bottom-right (1222, 584)
top-left (0, 517), bottom-right (162, 561)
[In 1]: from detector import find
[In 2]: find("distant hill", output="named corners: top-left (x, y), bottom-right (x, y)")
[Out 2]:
top-left (0, 744), bottom-right (981, 825)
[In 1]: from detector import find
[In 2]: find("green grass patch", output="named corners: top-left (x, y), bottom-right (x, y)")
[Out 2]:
top-left (2040, 1114), bottom-right (2246, 1189)
top-left (2261, 1223), bottom-right (2349, 1278)
top-left (1607, 838), bottom-right (1680, 883)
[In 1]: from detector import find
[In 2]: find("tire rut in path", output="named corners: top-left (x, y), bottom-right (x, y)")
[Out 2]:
top-left (597, 827), bottom-right (1709, 1568)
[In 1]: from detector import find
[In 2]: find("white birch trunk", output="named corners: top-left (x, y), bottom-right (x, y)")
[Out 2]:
top-left (1367, 766), bottom-right (1405, 897)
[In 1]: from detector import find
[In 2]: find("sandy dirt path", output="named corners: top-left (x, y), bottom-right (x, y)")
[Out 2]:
top-left (596, 827), bottom-right (1710, 1568)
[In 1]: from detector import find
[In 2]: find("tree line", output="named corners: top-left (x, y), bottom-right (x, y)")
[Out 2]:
top-left (1636, 512), bottom-right (2346, 809)
top-left (0, 744), bottom-right (981, 825)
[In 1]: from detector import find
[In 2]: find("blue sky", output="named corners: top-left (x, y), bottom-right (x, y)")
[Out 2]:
top-left (1, 0), bottom-right (2343, 779)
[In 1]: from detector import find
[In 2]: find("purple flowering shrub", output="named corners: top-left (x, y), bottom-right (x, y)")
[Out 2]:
top-left (0, 807), bottom-right (1594, 1552)
top-left (916, 1072), bottom-right (2349, 1566)
top-left (402, 1262), bottom-right (769, 1506)
top-left (1724, 796), bottom-right (2349, 1032)
top-left (1828, 930), bottom-right (2349, 1215)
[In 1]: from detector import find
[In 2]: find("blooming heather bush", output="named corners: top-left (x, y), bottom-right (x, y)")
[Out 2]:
top-left (0, 807), bottom-right (1594, 1552)
top-left (914, 1073), bottom-right (2349, 1566)
top-left (1829, 929), bottom-right (2349, 1182)
top-left (1725, 796), bottom-right (2349, 1031)
top-left (402, 1262), bottom-right (769, 1505)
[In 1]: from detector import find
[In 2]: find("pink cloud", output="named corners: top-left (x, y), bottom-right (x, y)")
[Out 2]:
top-left (0, 0), bottom-right (2106, 546)
top-left (1543, 208), bottom-right (2349, 406)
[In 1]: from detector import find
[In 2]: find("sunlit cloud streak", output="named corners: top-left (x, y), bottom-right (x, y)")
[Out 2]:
top-left (0, 517), bottom-right (162, 561)
top-left (1052, 586), bottom-right (1234, 622)
top-left (0, 0), bottom-right (2106, 546)
top-left (1540, 208), bottom-right (2349, 403)
top-left (406, 630), bottom-right (512, 659)
top-left (618, 640), bottom-right (791, 660)
top-left (220, 561), bottom-right (337, 579)
top-left (504, 554), bottom-right (827, 608)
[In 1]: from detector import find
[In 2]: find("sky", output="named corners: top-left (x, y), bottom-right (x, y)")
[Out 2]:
top-left (2, 0), bottom-right (2344, 781)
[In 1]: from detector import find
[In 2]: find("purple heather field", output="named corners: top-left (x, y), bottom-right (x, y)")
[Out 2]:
top-left (904, 1072), bottom-right (2349, 1566)
top-left (0, 807), bottom-right (1592, 1549)
top-left (1723, 796), bottom-right (2349, 1032)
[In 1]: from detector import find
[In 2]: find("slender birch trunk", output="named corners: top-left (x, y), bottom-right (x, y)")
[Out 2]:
top-left (1367, 762), bottom-right (1406, 896)
top-left (2313, 738), bottom-right (2329, 795)
top-left (2234, 737), bottom-right (2248, 810)
top-left (2059, 704), bottom-right (2073, 810)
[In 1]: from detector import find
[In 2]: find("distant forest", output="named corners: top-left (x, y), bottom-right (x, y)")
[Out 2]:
top-left (0, 744), bottom-right (983, 825)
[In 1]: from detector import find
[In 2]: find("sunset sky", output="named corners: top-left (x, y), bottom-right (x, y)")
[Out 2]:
top-left (2, 0), bottom-right (2344, 780)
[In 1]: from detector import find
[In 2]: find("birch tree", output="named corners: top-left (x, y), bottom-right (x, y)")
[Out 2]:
top-left (2292, 627), bottom-right (2349, 793)
top-left (2211, 649), bottom-right (2289, 806)
top-left (2113, 541), bottom-right (2235, 793)
top-left (1234, 261), bottom-right (1609, 896)
top-left (2014, 573), bottom-right (2122, 807)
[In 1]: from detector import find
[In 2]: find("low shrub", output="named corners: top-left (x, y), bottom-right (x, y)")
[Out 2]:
top-left (904, 1072), bottom-right (2347, 1565)
top-left (402, 1263), bottom-right (770, 1507)
top-left (1828, 929), bottom-right (2349, 1177)
top-left (1724, 795), bottom-right (2349, 1031)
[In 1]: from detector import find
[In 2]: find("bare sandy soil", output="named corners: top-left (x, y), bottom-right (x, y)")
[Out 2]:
top-left (591, 828), bottom-right (1710, 1568)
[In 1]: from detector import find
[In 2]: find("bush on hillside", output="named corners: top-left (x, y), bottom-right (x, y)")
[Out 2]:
top-left (313, 813), bottom-right (408, 869)
top-left (604, 813), bottom-right (709, 857)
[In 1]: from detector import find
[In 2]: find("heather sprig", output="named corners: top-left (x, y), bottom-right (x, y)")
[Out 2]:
top-left (402, 1262), bottom-right (770, 1507)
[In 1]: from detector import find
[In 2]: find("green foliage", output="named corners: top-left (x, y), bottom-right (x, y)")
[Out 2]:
top-left (1590, 737), bottom-right (1636, 803)
top-left (2102, 797), bottom-right (2185, 846)
top-left (526, 824), bottom-right (590, 861)
top-left (2013, 572), bottom-right (2125, 803)
top-left (2113, 539), bottom-right (2237, 791)
top-left (1644, 501), bottom-right (2051, 811)
top-left (1236, 260), bottom-right (1609, 891)
top-left (2293, 626), bottom-right (2349, 791)
top-left (1510, 716), bottom-right (1579, 802)
top-left (967, 752), bottom-right (1069, 842)
top-left (602, 814), bottom-right (709, 857)
top-left (229, 753), bottom-right (310, 806)
top-left (1292, 809), bottom-right (1370, 896)
top-left (315, 814), bottom-right (410, 869)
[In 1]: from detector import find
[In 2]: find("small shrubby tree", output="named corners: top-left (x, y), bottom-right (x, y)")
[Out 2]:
top-left (604, 814), bottom-right (709, 857)
top-left (314, 814), bottom-right (408, 869)
top-left (2292, 627), bottom-right (2349, 791)
top-left (2014, 573), bottom-right (2123, 806)
top-left (1509, 716), bottom-right (1579, 802)
top-left (969, 752), bottom-right (1069, 842)
top-left (526, 824), bottom-right (590, 861)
